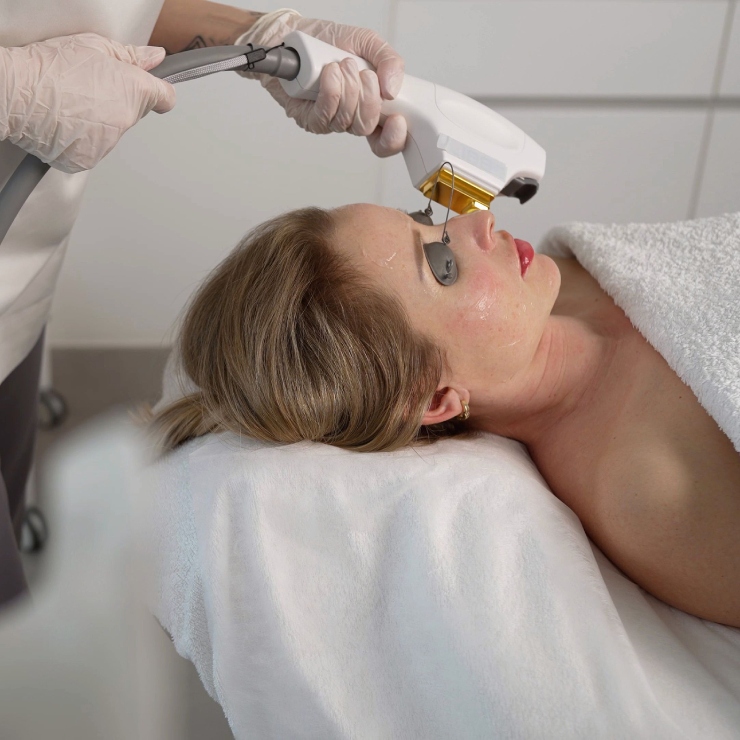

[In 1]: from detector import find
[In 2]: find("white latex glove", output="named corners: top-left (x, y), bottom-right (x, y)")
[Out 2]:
top-left (236, 9), bottom-right (407, 158)
top-left (0, 33), bottom-right (176, 174)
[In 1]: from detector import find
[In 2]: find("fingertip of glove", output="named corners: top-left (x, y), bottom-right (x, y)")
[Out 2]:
top-left (153, 80), bottom-right (177, 113)
top-left (136, 45), bottom-right (166, 71)
top-left (387, 72), bottom-right (404, 99)
top-left (374, 114), bottom-right (407, 156)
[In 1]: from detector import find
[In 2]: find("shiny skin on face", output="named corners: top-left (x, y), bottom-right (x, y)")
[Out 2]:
top-left (331, 204), bottom-right (561, 387)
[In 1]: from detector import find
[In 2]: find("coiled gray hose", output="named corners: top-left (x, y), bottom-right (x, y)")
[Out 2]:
top-left (0, 44), bottom-right (299, 246)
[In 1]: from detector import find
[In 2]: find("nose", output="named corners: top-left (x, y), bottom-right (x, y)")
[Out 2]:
top-left (448, 210), bottom-right (496, 251)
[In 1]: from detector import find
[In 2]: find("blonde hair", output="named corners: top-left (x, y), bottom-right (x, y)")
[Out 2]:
top-left (151, 207), bottom-right (470, 452)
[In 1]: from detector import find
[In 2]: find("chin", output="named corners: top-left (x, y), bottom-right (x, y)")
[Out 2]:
top-left (539, 254), bottom-right (561, 298)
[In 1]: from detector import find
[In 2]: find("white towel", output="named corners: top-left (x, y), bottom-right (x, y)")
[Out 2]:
top-left (539, 212), bottom-right (740, 452)
top-left (150, 426), bottom-right (740, 739)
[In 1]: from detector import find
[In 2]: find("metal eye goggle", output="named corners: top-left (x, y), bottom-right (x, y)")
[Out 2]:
top-left (407, 162), bottom-right (458, 286)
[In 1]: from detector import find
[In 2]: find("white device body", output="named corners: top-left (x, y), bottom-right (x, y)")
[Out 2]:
top-left (280, 31), bottom-right (546, 206)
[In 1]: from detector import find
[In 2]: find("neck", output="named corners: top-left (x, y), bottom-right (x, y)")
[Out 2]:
top-left (472, 315), bottom-right (619, 447)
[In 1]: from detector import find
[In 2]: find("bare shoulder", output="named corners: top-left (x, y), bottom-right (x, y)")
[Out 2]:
top-left (587, 437), bottom-right (740, 627)
top-left (585, 352), bottom-right (740, 627)
top-left (532, 313), bottom-right (740, 627)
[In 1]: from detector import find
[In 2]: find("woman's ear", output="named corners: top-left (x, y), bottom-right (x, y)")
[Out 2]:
top-left (421, 386), bottom-right (469, 426)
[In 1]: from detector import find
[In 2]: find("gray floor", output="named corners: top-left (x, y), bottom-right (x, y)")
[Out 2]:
top-left (35, 347), bottom-right (171, 461)
top-left (27, 347), bottom-right (234, 740)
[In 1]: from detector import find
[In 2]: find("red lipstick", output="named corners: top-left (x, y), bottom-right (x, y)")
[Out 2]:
top-left (514, 238), bottom-right (534, 277)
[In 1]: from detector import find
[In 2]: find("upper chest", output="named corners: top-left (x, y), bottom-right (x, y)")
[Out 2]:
top-left (533, 258), bottom-right (740, 521)
top-left (533, 259), bottom-right (740, 624)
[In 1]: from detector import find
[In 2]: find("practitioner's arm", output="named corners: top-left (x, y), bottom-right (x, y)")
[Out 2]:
top-left (148, 0), bottom-right (407, 157)
top-left (149, 0), bottom-right (263, 53)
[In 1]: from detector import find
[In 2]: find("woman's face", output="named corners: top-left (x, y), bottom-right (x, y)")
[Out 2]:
top-left (332, 204), bottom-right (561, 390)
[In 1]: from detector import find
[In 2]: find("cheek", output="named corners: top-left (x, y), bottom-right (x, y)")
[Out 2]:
top-left (459, 272), bottom-right (500, 320)
top-left (451, 272), bottom-right (541, 347)
top-left (461, 273), bottom-right (521, 327)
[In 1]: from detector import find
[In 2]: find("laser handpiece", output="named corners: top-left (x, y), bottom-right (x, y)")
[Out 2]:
top-left (279, 31), bottom-right (546, 214)
top-left (0, 35), bottom-right (546, 245)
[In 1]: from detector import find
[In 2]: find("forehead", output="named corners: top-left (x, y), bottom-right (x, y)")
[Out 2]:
top-left (331, 203), bottom-right (430, 293)
top-left (333, 203), bottom-right (406, 239)
top-left (332, 203), bottom-right (415, 264)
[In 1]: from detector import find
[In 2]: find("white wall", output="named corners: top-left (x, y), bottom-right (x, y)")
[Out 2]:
top-left (50, 0), bottom-right (740, 347)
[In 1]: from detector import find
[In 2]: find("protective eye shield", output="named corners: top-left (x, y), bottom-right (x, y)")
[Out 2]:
top-left (408, 162), bottom-right (458, 287)
top-left (408, 210), bottom-right (458, 286)
top-left (422, 240), bottom-right (458, 286)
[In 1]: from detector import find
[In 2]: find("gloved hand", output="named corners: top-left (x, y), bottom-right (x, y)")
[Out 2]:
top-left (236, 9), bottom-right (407, 158)
top-left (0, 33), bottom-right (176, 174)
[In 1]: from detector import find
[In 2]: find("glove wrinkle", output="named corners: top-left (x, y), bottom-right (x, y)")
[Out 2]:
top-left (0, 33), bottom-right (176, 173)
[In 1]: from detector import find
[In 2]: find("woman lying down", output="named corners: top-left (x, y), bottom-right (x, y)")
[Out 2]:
top-left (151, 203), bottom-right (740, 629)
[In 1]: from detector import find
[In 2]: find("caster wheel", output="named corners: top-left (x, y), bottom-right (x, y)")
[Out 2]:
top-left (38, 388), bottom-right (68, 430)
top-left (20, 505), bottom-right (48, 554)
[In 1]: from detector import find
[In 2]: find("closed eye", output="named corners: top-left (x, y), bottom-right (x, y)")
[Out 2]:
top-left (397, 208), bottom-right (458, 286)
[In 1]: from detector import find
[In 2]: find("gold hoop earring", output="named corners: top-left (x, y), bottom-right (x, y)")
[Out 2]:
top-left (456, 399), bottom-right (470, 421)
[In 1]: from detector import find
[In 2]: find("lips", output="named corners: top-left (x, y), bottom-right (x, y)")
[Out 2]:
top-left (514, 238), bottom-right (534, 277)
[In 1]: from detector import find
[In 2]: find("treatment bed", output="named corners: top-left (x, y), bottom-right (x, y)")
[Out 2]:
top-left (150, 212), bottom-right (740, 738)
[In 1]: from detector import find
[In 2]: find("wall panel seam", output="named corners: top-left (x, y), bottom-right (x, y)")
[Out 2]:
top-left (474, 97), bottom-right (740, 110)
top-left (688, 0), bottom-right (736, 218)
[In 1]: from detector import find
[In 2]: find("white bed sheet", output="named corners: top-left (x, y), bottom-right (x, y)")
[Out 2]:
top-left (150, 430), bottom-right (740, 739)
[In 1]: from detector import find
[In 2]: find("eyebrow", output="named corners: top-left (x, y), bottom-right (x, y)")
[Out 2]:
top-left (396, 209), bottom-right (429, 284)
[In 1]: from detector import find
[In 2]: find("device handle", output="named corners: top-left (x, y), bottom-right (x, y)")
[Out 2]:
top-left (278, 29), bottom-right (420, 133)
top-left (280, 31), bottom-right (374, 100)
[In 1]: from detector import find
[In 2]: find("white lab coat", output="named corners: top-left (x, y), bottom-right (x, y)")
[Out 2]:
top-left (0, 0), bottom-right (166, 383)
